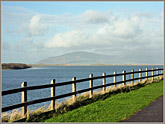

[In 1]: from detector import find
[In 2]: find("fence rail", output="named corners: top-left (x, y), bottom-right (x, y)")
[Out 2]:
top-left (2, 67), bottom-right (163, 118)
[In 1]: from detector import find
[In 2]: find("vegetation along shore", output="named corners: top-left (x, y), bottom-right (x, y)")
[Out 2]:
top-left (2, 63), bottom-right (32, 70)
top-left (44, 78), bottom-right (163, 122)
top-left (2, 76), bottom-right (163, 122)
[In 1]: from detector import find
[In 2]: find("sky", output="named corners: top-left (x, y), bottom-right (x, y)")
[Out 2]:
top-left (1, 2), bottom-right (164, 64)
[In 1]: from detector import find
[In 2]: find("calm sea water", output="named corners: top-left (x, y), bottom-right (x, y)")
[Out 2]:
top-left (2, 65), bottom-right (163, 111)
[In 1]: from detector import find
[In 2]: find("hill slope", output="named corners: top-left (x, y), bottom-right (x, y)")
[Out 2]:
top-left (38, 51), bottom-right (118, 65)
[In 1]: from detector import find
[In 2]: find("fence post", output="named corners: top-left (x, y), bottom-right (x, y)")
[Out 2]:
top-left (146, 68), bottom-right (148, 80)
top-left (51, 79), bottom-right (55, 110)
top-left (152, 68), bottom-right (154, 80)
top-left (156, 68), bottom-right (159, 76)
top-left (103, 72), bottom-right (106, 92)
top-left (89, 74), bottom-right (93, 98)
top-left (21, 82), bottom-right (27, 118)
top-left (162, 67), bottom-right (163, 75)
top-left (72, 77), bottom-right (76, 102)
top-left (139, 68), bottom-right (142, 82)
top-left (113, 72), bottom-right (116, 88)
top-left (122, 71), bottom-right (126, 86)
top-left (131, 69), bottom-right (134, 85)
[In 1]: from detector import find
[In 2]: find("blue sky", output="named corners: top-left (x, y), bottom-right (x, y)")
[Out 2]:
top-left (2, 2), bottom-right (163, 14)
top-left (1, 2), bottom-right (164, 64)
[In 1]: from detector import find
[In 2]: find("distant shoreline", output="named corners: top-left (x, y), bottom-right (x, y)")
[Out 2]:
top-left (2, 63), bottom-right (163, 70)
top-left (30, 63), bottom-right (163, 67)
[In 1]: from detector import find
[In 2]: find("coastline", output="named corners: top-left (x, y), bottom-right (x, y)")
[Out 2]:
top-left (2, 68), bottom-right (32, 70)
top-left (31, 63), bottom-right (163, 67)
top-left (2, 63), bottom-right (163, 70)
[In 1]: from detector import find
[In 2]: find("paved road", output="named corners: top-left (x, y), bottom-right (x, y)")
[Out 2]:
top-left (122, 96), bottom-right (163, 122)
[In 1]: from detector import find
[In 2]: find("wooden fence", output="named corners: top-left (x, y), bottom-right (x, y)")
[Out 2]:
top-left (2, 67), bottom-right (163, 118)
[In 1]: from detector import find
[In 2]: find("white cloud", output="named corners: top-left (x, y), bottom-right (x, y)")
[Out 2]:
top-left (28, 15), bottom-right (52, 37)
top-left (29, 15), bottom-right (41, 36)
top-left (45, 29), bottom-right (89, 48)
top-left (79, 10), bottom-right (110, 24)
top-left (113, 17), bottom-right (142, 38)
top-left (45, 12), bottom-right (162, 49)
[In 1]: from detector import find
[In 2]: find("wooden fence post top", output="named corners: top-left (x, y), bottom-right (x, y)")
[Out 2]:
top-left (21, 82), bottom-right (27, 87)
top-left (139, 68), bottom-right (142, 71)
top-left (114, 71), bottom-right (116, 74)
top-left (103, 72), bottom-right (106, 76)
top-left (156, 68), bottom-right (159, 72)
top-left (72, 77), bottom-right (76, 81)
top-left (89, 74), bottom-right (93, 78)
top-left (123, 70), bottom-right (126, 73)
top-left (51, 79), bottom-right (56, 84)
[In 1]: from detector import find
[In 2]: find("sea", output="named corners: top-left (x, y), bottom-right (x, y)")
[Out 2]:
top-left (2, 65), bottom-right (163, 111)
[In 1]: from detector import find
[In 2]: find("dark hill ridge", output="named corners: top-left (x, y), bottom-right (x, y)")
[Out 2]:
top-left (38, 51), bottom-right (118, 65)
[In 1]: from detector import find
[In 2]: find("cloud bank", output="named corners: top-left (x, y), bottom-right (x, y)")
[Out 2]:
top-left (2, 5), bottom-right (163, 64)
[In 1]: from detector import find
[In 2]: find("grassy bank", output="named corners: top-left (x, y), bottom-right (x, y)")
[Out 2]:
top-left (45, 80), bottom-right (163, 122)
top-left (2, 77), bottom-right (163, 122)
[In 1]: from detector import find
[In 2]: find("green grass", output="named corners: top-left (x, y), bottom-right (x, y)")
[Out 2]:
top-left (45, 80), bottom-right (163, 122)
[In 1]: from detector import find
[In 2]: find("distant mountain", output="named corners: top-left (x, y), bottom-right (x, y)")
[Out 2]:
top-left (38, 51), bottom-right (119, 65)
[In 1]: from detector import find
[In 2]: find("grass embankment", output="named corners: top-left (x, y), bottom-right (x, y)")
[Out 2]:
top-left (2, 77), bottom-right (163, 122)
top-left (45, 80), bottom-right (163, 122)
